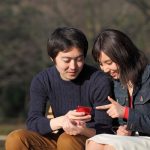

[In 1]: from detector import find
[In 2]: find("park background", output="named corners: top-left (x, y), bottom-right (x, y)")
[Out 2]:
top-left (0, 0), bottom-right (150, 148)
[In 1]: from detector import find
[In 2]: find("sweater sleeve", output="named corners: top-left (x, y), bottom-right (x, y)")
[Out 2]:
top-left (90, 72), bottom-right (113, 134)
top-left (26, 73), bottom-right (53, 135)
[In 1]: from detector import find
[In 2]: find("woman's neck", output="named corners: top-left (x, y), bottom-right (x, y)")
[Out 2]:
top-left (127, 81), bottom-right (133, 96)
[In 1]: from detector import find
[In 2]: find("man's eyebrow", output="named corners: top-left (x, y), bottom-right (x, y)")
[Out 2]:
top-left (62, 55), bottom-right (84, 59)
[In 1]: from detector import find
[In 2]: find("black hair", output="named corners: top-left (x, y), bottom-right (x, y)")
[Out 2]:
top-left (92, 28), bottom-right (148, 87)
top-left (47, 27), bottom-right (88, 59)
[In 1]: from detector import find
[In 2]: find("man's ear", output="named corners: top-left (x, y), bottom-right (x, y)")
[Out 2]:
top-left (49, 57), bottom-right (55, 64)
top-left (50, 57), bottom-right (53, 62)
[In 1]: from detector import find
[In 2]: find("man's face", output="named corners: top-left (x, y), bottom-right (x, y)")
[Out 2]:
top-left (54, 47), bottom-right (85, 81)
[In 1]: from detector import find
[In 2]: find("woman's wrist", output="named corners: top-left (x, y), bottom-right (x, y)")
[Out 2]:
top-left (123, 106), bottom-right (129, 119)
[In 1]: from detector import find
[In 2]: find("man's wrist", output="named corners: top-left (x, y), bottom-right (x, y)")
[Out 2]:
top-left (50, 115), bottom-right (67, 130)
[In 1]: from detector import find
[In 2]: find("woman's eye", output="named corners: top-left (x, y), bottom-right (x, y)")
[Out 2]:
top-left (77, 57), bottom-right (84, 62)
top-left (107, 61), bottom-right (112, 65)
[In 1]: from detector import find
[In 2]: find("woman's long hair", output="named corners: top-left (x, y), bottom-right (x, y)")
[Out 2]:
top-left (92, 29), bottom-right (148, 87)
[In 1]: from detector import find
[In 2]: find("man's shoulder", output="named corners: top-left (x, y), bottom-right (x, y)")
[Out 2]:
top-left (83, 64), bottom-right (111, 82)
top-left (32, 66), bottom-right (56, 82)
top-left (85, 64), bottom-right (108, 76)
top-left (83, 64), bottom-right (99, 75)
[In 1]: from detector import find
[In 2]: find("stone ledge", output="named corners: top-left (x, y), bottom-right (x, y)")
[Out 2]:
top-left (0, 135), bottom-right (6, 150)
top-left (0, 135), bottom-right (7, 141)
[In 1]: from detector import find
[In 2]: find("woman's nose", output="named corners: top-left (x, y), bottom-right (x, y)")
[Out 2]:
top-left (101, 65), bottom-right (110, 73)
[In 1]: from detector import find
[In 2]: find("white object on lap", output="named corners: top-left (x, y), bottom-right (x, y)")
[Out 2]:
top-left (87, 134), bottom-right (150, 150)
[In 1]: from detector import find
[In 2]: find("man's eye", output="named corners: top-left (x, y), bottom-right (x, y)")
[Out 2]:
top-left (62, 59), bottom-right (70, 63)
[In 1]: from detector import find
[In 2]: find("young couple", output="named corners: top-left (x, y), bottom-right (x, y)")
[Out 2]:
top-left (5, 27), bottom-right (150, 150)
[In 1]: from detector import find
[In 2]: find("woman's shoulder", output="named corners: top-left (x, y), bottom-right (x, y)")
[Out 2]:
top-left (141, 65), bottom-right (150, 83)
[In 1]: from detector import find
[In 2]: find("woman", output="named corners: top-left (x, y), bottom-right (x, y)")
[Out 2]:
top-left (86, 29), bottom-right (150, 150)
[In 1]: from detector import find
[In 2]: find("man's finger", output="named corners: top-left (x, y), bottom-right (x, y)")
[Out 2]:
top-left (96, 104), bottom-right (111, 110)
top-left (71, 114), bottom-right (91, 121)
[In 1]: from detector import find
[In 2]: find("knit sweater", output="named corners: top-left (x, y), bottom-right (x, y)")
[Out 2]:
top-left (26, 64), bottom-right (113, 135)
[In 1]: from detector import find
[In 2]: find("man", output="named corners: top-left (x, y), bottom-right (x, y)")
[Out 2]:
top-left (5, 27), bottom-right (113, 150)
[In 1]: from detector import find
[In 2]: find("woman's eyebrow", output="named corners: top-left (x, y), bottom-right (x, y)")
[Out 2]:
top-left (105, 60), bottom-right (112, 63)
top-left (98, 59), bottom-right (111, 63)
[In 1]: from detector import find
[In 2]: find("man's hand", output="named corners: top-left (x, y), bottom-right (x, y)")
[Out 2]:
top-left (65, 110), bottom-right (91, 122)
top-left (96, 96), bottom-right (125, 118)
top-left (62, 116), bottom-right (86, 135)
top-left (62, 109), bottom-right (91, 135)
top-left (50, 109), bottom-right (91, 132)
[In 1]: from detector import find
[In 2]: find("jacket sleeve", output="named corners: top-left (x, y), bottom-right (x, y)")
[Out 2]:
top-left (26, 74), bottom-right (53, 135)
top-left (127, 102), bottom-right (150, 135)
top-left (127, 70), bottom-right (150, 135)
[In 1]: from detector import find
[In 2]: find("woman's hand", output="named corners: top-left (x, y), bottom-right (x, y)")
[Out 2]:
top-left (117, 125), bottom-right (132, 136)
top-left (96, 96), bottom-right (125, 118)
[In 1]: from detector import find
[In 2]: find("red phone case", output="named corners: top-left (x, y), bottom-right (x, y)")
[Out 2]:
top-left (76, 106), bottom-right (92, 115)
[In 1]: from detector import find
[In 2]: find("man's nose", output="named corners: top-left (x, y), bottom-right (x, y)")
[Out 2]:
top-left (69, 60), bottom-right (77, 69)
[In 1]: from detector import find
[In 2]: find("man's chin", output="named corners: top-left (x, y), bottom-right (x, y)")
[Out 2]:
top-left (62, 75), bottom-right (76, 81)
top-left (68, 76), bottom-right (77, 80)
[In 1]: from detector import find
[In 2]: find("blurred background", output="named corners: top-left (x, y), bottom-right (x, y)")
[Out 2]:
top-left (0, 0), bottom-right (150, 138)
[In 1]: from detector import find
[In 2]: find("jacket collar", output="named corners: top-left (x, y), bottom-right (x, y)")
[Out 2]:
top-left (113, 65), bottom-right (150, 96)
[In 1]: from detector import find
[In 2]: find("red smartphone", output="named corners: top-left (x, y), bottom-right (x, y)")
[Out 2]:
top-left (76, 105), bottom-right (92, 115)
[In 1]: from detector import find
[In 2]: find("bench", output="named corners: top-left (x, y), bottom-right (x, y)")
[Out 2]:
top-left (0, 135), bottom-right (7, 150)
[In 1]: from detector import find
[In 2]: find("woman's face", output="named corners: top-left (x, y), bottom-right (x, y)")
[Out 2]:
top-left (98, 51), bottom-right (120, 80)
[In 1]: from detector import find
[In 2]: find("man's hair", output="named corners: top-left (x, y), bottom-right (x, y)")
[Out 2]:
top-left (92, 28), bottom-right (148, 87)
top-left (47, 27), bottom-right (88, 59)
